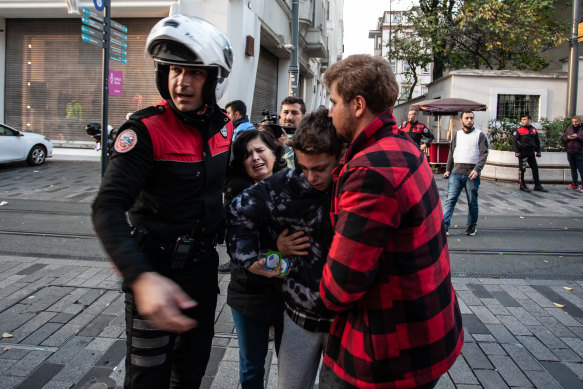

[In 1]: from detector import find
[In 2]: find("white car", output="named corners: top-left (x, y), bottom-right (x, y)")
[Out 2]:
top-left (0, 123), bottom-right (53, 166)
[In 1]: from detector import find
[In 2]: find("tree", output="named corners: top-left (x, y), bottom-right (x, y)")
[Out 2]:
top-left (409, 0), bottom-right (569, 79)
top-left (388, 27), bottom-right (432, 101)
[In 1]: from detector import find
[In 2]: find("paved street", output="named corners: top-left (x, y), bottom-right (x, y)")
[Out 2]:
top-left (0, 156), bottom-right (582, 388)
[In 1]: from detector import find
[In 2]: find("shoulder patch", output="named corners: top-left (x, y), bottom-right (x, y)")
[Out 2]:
top-left (220, 125), bottom-right (228, 138)
top-left (513, 131), bottom-right (517, 136)
top-left (114, 129), bottom-right (138, 153)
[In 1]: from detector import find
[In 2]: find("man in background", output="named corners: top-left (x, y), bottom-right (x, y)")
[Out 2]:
top-left (513, 114), bottom-right (547, 192)
top-left (226, 100), bottom-right (255, 140)
top-left (443, 110), bottom-right (489, 236)
top-left (400, 108), bottom-right (434, 153)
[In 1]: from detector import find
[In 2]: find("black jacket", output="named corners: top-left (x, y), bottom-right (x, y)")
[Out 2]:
top-left (226, 168), bottom-right (335, 327)
top-left (92, 100), bottom-right (232, 285)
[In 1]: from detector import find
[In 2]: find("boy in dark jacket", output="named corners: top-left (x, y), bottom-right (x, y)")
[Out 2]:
top-left (227, 108), bottom-right (344, 388)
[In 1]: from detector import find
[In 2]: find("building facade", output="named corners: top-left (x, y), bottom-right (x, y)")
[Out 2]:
top-left (368, 10), bottom-right (432, 105)
top-left (0, 0), bottom-right (343, 146)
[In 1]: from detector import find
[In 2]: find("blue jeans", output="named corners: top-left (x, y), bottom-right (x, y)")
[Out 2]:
top-left (231, 308), bottom-right (283, 389)
top-left (567, 152), bottom-right (583, 186)
top-left (443, 173), bottom-right (480, 228)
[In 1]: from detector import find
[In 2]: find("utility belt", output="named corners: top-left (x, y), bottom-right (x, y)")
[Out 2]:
top-left (284, 301), bottom-right (334, 333)
top-left (132, 227), bottom-right (217, 271)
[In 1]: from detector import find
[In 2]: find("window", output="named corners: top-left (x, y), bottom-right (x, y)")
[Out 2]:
top-left (400, 84), bottom-right (411, 99)
top-left (403, 62), bottom-right (410, 73)
top-left (376, 37), bottom-right (381, 50)
top-left (390, 59), bottom-right (396, 73)
top-left (496, 94), bottom-right (540, 121)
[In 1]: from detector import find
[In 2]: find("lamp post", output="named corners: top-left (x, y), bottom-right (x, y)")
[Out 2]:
top-left (288, 0), bottom-right (299, 97)
top-left (567, 0), bottom-right (580, 117)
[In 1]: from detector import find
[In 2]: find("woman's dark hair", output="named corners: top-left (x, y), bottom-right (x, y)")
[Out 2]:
top-left (224, 130), bottom-right (287, 203)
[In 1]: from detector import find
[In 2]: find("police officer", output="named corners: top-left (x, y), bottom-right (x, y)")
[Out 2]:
top-left (513, 114), bottom-right (547, 192)
top-left (92, 15), bottom-right (233, 388)
top-left (400, 108), bottom-right (434, 153)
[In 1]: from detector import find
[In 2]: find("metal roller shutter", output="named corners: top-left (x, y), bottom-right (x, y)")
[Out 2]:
top-left (4, 18), bottom-right (159, 144)
top-left (250, 47), bottom-right (278, 123)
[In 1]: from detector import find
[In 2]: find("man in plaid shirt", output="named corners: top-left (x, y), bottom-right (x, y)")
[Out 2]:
top-left (319, 54), bottom-right (464, 388)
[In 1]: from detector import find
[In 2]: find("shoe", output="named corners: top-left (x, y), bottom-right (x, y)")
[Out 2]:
top-left (533, 186), bottom-right (548, 192)
top-left (580, 188), bottom-right (583, 193)
top-left (568, 183), bottom-right (579, 190)
top-left (218, 262), bottom-right (231, 273)
top-left (520, 186), bottom-right (531, 192)
top-left (446, 228), bottom-right (449, 236)
top-left (465, 225), bottom-right (476, 236)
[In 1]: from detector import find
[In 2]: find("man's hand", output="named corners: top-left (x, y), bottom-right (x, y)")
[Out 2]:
top-left (248, 258), bottom-right (286, 278)
top-left (468, 170), bottom-right (478, 180)
top-left (274, 128), bottom-right (292, 147)
top-left (515, 152), bottom-right (521, 157)
top-left (420, 143), bottom-right (429, 154)
top-left (443, 171), bottom-right (450, 179)
top-left (131, 272), bottom-right (197, 333)
top-left (536, 152), bottom-right (541, 158)
top-left (568, 134), bottom-right (577, 140)
top-left (277, 228), bottom-right (310, 256)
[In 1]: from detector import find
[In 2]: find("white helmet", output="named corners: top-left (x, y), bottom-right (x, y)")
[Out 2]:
top-left (146, 14), bottom-right (233, 105)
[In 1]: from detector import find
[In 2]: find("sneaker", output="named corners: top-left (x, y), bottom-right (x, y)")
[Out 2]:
top-left (218, 262), bottom-right (231, 273)
top-left (580, 188), bottom-right (583, 193)
top-left (568, 183), bottom-right (579, 190)
top-left (465, 225), bottom-right (476, 236)
top-left (533, 185), bottom-right (548, 192)
top-left (446, 228), bottom-right (449, 236)
top-left (520, 185), bottom-right (531, 192)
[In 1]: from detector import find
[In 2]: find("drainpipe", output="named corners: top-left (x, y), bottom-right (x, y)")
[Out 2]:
top-left (288, 0), bottom-right (299, 97)
top-left (567, 0), bottom-right (580, 117)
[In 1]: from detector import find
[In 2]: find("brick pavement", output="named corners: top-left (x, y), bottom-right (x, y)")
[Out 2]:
top-left (0, 157), bottom-right (582, 388)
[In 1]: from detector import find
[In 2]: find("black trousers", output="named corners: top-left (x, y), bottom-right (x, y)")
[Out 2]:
top-left (123, 250), bottom-right (219, 389)
top-left (517, 153), bottom-right (541, 187)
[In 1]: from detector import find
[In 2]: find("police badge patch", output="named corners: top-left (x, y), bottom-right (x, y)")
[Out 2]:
top-left (220, 125), bottom-right (228, 139)
top-left (114, 129), bottom-right (138, 153)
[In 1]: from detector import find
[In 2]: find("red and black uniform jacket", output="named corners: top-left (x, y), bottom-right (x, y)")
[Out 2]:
top-left (320, 109), bottom-right (463, 388)
top-left (400, 121), bottom-right (434, 147)
top-left (92, 100), bottom-right (233, 285)
top-left (513, 125), bottom-right (541, 155)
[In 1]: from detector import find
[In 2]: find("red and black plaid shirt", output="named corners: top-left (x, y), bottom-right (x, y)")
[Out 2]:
top-left (320, 110), bottom-right (464, 388)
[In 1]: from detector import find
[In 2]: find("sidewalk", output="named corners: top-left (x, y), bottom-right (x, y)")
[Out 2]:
top-left (0, 161), bottom-right (582, 388)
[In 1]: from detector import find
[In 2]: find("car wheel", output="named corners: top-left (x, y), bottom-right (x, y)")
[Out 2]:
top-left (27, 145), bottom-right (47, 166)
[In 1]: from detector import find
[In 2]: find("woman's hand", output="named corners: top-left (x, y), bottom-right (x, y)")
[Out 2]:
top-left (248, 258), bottom-right (286, 278)
top-left (277, 228), bottom-right (310, 256)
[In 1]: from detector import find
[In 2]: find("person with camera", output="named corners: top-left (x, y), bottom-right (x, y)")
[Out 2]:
top-left (92, 15), bottom-right (233, 388)
top-left (226, 99), bottom-right (255, 141)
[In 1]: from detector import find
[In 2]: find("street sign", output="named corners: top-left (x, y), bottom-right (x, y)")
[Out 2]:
top-left (81, 25), bottom-right (104, 40)
top-left (81, 16), bottom-right (104, 32)
top-left (110, 29), bottom-right (127, 41)
top-left (110, 46), bottom-right (127, 57)
top-left (81, 7), bottom-right (104, 23)
top-left (93, 0), bottom-right (105, 12)
top-left (110, 19), bottom-right (128, 34)
top-left (110, 53), bottom-right (127, 64)
top-left (81, 33), bottom-right (105, 48)
top-left (110, 37), bottom-right (128, 49)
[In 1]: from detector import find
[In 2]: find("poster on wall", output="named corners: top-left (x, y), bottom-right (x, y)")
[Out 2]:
top-left (109, 70), bottom-right (123, 96)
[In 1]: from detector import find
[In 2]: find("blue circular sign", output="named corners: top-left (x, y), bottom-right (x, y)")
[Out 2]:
top-left (93, 0), bottom-right (104, 12)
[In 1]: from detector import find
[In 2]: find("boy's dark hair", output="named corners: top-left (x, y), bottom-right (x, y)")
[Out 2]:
top-left (520, 114), bottom-right (531, 120)
top-left (292, 108), bottom-right (344, 158)
top-left (280, 96), bottom-right (306, 115)
top-left (225, 100), bottom-right (247, 116)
